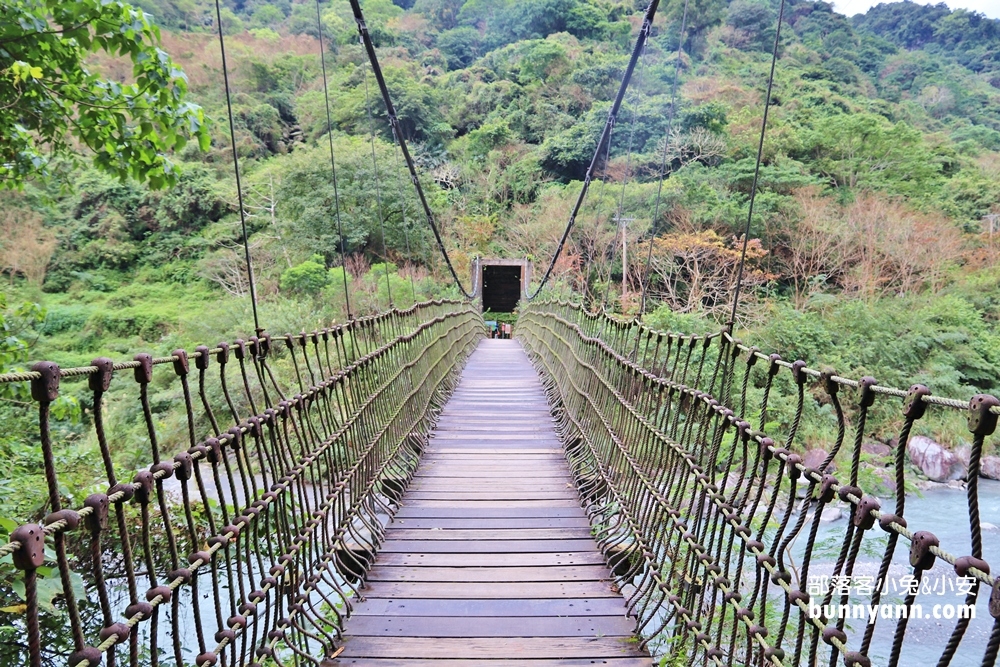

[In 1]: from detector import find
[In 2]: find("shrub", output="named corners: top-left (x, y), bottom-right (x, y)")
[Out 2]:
top-left (281, 256), bottom-right (330, 295)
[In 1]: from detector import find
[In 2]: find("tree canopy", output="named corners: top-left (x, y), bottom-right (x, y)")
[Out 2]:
top-left (0, 0), bottom-right (208, 188)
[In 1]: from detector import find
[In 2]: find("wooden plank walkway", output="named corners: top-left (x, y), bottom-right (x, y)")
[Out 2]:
top-left (332, 339), bottom-right (651, 666)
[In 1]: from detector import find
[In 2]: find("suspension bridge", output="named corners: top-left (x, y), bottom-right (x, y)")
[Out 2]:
top-left (3, 0), bottom-right (1000, 666)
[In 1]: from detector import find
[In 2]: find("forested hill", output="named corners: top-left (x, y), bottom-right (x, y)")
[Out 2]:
top-left (2, 0), bottom-right (1000, 401)
top-left (854, 2), bottom-right (1000, 78)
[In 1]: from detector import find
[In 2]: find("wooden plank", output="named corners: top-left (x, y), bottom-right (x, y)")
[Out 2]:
top-left (414, 472), bottom-right (575, 478)
top-left (428, 448), bottom-right (564, 454)
top-left (432, 412), bottom-right (555, 419)
top-left (339, 637), bottom-right (644, 659)
top-left (351, 598), bottom-right (630, 618)
top-left (415, 459), bottom-right (566, 465)
top-left (412, 474), bottom-right (570, 479)
top-left (411, 473), bottom-right (569, 480)
top-left (330, 659), bottom-right (653, 666)
top-left (414, 462), bottom-right (567, 468)
top-left (377, 539), bottom-right (599, 553)
top-left (393, 507), bottom-right (583, 519)
top-left (382, 528), bottom-right (593, 540)
top-left (431, 433), bottom-right (560, 440)
top-left (427, 442), bottom-right (564, 449)
top-left (362, 581), bottom-right (620, 599)
top-left (415, 466), bottom-right (567, 472)
top-left (417, 461), bottom-right (566, 468)
top-left (403, 492), bottom-right (578, 501)
top-left (418, 456), bottom-right (565, 460)
top-left (399, 500), bottom-right (581, 508)
top-left (427, 442), bottom-right (561, 447)
top-left (334, 339), bottom-right (647, 665)
top-left (373, 552), bottom-right (607, 567)
top-left (406, 478), bottom-right (572, 486)
top-left (432, 428), bottom-right (557, 432)
top-left (366, 565), bottom-right (613, 583)
top-left (390, 517), bottom-right (592, 529)
top-left (405, 484), bottom-right (575, 493)
top-left (343, 614), bottom-right (635, 637)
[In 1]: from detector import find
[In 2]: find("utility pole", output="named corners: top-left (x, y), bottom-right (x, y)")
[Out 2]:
top-left (613, 214), bottom-right (635, 301)
top-left (984, 213), bottom-right (999, 239)
top-left (983, 214), bottom-right (1000, 255)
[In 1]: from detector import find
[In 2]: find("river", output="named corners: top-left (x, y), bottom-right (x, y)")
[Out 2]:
top-left (797, 478), bottom-right (1000, 666)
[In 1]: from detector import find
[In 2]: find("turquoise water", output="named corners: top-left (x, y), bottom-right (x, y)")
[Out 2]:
top-left (797, 479), bottom-right (1000, 666)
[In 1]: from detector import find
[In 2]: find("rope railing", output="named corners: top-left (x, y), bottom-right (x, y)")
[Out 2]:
top-left (518, 300), bottom-right (1000, 667)
top-left (533, 298), bottom-right (1000, 415)
top-left (2, 300), bottom-right (484, 667)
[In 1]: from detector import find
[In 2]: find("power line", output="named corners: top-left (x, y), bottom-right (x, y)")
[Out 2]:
top-left (600, 36), bottom-right (649, 313)
top-left (362, 62), bottom-right (394, 308)
top-left (315, 0), bottom-right (353, 320)
top-left (525, 0), bottom-right (662, 301)
top-left (637, 0), bottom-right (690, 318)
top-left (214, 0), bottom-right (262, 335)
top-left (728, 0), bottom-right (787, 332)
top-left (348, 0), bottom-right (476, 300)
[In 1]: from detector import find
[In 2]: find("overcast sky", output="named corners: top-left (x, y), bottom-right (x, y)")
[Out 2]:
top-left (830, 0), bottom-right (1000, 19)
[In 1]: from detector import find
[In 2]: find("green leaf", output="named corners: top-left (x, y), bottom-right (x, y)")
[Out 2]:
top-left (34, 575), bottom-right (63, 613)
top-left (11, 577), bottom-right (24, 602)
top-left (0, 0), bottom-right (208, 188)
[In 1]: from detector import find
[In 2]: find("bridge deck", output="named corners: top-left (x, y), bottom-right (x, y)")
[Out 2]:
top-left (332, 339), bottom-right (650, 666)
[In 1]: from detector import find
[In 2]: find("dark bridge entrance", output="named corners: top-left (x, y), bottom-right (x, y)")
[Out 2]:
top-left (477, 258), bottom-right (531, 312)
top-left (483, 265), bottom-right (521, 312)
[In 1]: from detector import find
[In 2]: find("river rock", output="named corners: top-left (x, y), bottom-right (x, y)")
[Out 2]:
top-left (981, 456), bottom-right (1000, 480)
top-left (803, 448), bottom-right (829, 471)
top-left (983, 522), bottom-right (1000, 533)
top-left (722, 472), bottom-right (744, 493)
top-left (820, 507), bottom-right (843, 523)
top-left (955, 445), bottom-right (971, 469)
top-left (907, 435), bottom-right (965, 482)
top-left (862, 441), bottom-right (892, 458)
top-left (871, 468), bottom-right (896, 493)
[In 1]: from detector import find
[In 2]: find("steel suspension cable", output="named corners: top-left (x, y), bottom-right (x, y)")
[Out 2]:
top-left (600, 40), bottom-right (649, 313)
top-left (214, 0), bottom-right (262, 335)
top-left (637, 0), bottom-right (690, 318)
top-left (526, 0), bottom-right (662, 301)
top-left (348, 0), bottom-right (475, 299)
top-left (727, 0), bottom-right (787, 331)
top-left (315, 0), bottom-right (353, 320)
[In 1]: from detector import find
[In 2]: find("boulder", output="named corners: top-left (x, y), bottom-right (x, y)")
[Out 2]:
top-left (803, 448), bottom-right (829, 471)
top-left (862, 441), bottom-right (892, 459)
top-left (981, 456), bottom-right (1000, 480)
top-left (820, 507), bottom-right (843, 523)
top-left (907, 436), bottom-right (965, 482)
top-left (722, 472), bottom-right (744, 493)
top-left (871, 468), bottom-right (897, 494)
top-left (955, 445), bottom-right (971, 469)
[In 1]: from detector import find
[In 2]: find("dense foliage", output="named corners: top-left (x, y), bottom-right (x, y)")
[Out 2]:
top-left (0, 0), bottom-right (210, 188)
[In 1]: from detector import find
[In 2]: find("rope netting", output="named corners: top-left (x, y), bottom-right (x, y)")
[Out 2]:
top-left (1, 301), bottom-right (484, 667)
top-left (518, 299), bottom-right (1000, 667)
